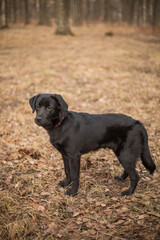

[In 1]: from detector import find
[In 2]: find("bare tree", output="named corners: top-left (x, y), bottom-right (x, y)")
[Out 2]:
top-left (103, 0), bottom-right (110, 22)
top-left (146, 0), bottom-right (152, 24)
top-left (0, 0), bottom-right (2, 26)
top-left (12, 0), bottom-right (17, 23)
top-left (0, 0), bottom-right (8, 28)
top-left (71, 0), bottom-right (83, 26)
top-left (24, 0), bottom-right (30, 24)
top-left (0, 0), bottom-right (159, 29)
top-left (55, 0), bottom-right (73, 35)
top-left (36, 0), bottom-right (51, 26)
top-left (152, 0), bottom-right (158, 31)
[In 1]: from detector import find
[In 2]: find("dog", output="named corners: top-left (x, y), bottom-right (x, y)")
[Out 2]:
top-left (29, 93), bottom-right (156, 196)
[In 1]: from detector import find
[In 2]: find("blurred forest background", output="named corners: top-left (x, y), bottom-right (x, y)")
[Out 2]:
top-left (0, 0), bottom-right (160, 32)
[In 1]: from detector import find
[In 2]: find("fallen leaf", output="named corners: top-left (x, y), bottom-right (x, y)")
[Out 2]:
top-left (73, 211), bottom-right (81, 217)
top-left (138, 215), bottom-right (145, 220)
top-left (10, 153), bottom-right (19, 160)
top-left (88, 229), bottom-right (96, 235)
top-left (20, 188), bottom-right (30, 196)
top-left (45, 222), bottom-right (57, 235)
top-left (121, 206), bottom-right (129, 212)
top-left (40, 191), bottom-right (50, 197)
top-left (107, 223), bottom-right (115, 228)
top-left (105, 187), bottom-right (110, 192)
top-left (82, 218), bottom-right (88, 223)
top-left (30, 203), bottom-right (45, 212)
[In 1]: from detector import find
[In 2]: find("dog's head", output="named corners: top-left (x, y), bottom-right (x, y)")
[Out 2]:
top-left (29, 94), bottom-right (68, 129)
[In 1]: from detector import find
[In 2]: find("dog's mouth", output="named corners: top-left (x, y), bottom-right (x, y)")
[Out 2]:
top-left (35, 118), bottom-right (51, 127)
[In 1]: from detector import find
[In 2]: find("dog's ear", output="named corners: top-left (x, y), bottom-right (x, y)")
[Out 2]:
top-left (29, 94), bottom-right (40, 113)
top-left (52, 94), bottom-right (68, 121)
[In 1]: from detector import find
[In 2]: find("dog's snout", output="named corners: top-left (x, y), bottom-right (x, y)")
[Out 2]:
top-left (36, 117), bottom-right (42, 123)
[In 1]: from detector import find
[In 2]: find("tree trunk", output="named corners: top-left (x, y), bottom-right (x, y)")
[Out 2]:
top-left (129, 0), bottom-right (136, 24)
top-left (37, 0), bottom-right (51, 26)
top-left (24, 0), bottom-right (30, 24)
top-left (152, 0), bottom-right (158, 31)
top-left (146, 0), bottom-right (152, 24)
top-left (38, 0), bottom-right (43, 25)
top-left (55, 0), bottom-right (73, 35)
top-left (44, 0), bottom-right (51, 26)
top-left (121, 0), bottom-right (128, 22)
top-left (71, 0), bottom-right (83, 26)
top-left (36, 0), bottom-right (41, 24)
top-left (12, 0), bottom-right (17, 23)
top-left (84, 0), bottom-right (90, 24)
top-left (19, 0), bottom-right (23, 23)
top-left (137, 0), bottom-right (141, 26)
top-left (0, 0), bottom-right (2, 26)
top-left (1, 0), bottom-right (8, 28)
top-left (103, 0), bottom-right (110, 22)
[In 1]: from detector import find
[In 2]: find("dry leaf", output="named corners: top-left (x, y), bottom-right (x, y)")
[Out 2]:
top-left (121, 206), bottom-right (129, 212)
top-left (40, 191), bottom-right (50, 197)
top-left (107, 224), bottom-right (115, 229)
top-left (10, 153), bottom-right (19, 160)
top-left (45, 222), bottom-right (57, 235)
top-left (88, 229), bottom-right (96, 235)
top-left (82, 218), bottom-right (88, 223)
top-left (20, 188), bottom-right (29, 196)
top-left (73, 211), bottom-right (81, 217)
top-left (30, 203), bottom-right (45, 212)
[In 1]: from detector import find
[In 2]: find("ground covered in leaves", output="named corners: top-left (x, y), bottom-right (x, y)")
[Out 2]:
top-left (0, 24), bottom-right (160, 240)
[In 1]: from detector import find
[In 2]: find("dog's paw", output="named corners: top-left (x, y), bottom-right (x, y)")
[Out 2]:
top-left (64, 189), bottom-right (77, 196)
top-left (114, 176), bottom-right (124, 181)
top-left (121, 189), bottom-right (132, 196)
top-left (58, 179), bottom-right (71, 188)
top-left (58, 180), bottom-right (66, 188)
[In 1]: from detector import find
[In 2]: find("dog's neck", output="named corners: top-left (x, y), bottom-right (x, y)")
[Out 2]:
top-left (54, 117), bottom-right (65, 128)
top-left (44, 117), bottom-right (65, 131)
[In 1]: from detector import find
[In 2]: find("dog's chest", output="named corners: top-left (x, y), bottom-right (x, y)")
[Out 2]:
top-left (49, 132), bottom-right (67, 152)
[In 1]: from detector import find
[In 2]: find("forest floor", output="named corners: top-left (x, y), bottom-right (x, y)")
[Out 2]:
top-left (0, 24), bottom-right (160, 240)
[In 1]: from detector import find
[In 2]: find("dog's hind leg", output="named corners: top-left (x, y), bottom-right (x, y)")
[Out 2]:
top-left (121, 168), bottom-right (139, 196)
top-left (118, 152), bottom-right (139, 196)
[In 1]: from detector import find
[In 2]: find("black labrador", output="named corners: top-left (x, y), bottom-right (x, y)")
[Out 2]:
top-left (29, 94), bottom-right (156, 196)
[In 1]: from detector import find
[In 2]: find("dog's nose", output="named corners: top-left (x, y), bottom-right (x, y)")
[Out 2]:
top-left (36, 117), bottom-right (42, 123)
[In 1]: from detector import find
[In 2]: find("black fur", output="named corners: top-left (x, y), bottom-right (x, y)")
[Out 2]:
top-left (29, 94), bottom-right (156, 196)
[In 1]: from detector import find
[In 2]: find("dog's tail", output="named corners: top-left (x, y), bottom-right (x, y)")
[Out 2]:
top-left (140, 123), bottom-right (156, 174)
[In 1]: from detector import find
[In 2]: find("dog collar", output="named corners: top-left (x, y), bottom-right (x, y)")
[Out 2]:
top-left (55, 117), bottom-right (65, 128)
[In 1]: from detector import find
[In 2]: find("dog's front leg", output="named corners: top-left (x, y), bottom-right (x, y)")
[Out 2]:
top-left (65, 154), bottom-right (81, 196)
top-left (59, 155), bottom-right (71, 188)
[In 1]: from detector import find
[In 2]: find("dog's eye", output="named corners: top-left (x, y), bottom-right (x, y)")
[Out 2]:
top-left (47, 106), bottom-right (52, 111)
top-left (36, 105), bottom-right (40, 110)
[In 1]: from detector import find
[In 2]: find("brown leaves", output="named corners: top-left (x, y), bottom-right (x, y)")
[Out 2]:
top-left (45, 222), bottom-right (57, 235)
top-left (40, 191), bottom-right (50, 197)
top-left (30, 203), bottom-right (45, 212)
top-left (18, 148), bottom-right (41, 160)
